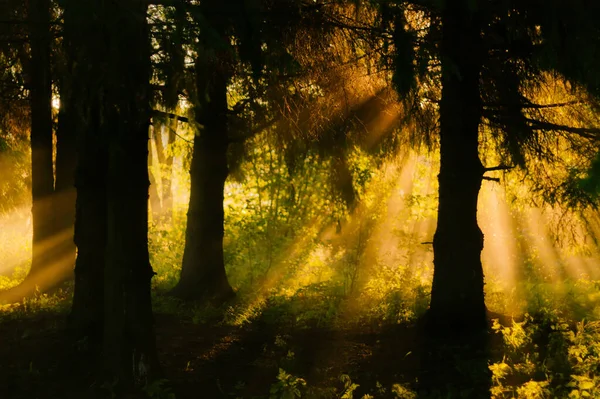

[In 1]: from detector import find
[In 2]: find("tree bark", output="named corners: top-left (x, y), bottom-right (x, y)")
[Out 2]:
top-left (64, 0), bottom-right (106, 347)
top-left (148, 125), bottom-right (162, 222)
top-left (69, 96), bottom-right (107, 346)
top-left (428, 3), bottom-right (487, 331)
top-left (28, 0), bottom-right (54, 279)
top-left (169, 64), bottom-right (234, 303)
top-left (102, 0), bottom-right (160, 386)
top-left (53, 82), bottom-right (78, 283)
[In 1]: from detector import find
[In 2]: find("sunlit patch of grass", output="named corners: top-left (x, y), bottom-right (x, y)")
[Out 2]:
top-left (0, 286), bottom-right (71, 321)
top-left (147, 140), bottom-right (600, 345)
top-left (358, 263), bottom-right (430, 325)
top-left (0, 262), bottom-right (29, 291)
top-left (148, 209), bottom-right (187, 293)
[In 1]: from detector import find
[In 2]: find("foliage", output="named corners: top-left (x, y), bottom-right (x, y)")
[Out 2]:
top-left (143, 379), bottom-right (176, 399)
top-left (489, 311), bottom-right (600, 398)
top-left (0, 135), bottom-right (29, 215)
top-left (270, 368), bottom-right (307, 399)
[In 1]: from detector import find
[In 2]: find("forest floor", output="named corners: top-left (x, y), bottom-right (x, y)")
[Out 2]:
top-left (0, 306), bottom-right (511, 399)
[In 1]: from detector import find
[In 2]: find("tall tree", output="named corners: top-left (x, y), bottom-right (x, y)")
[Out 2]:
top-left (428, 1), bottom-right (487, 329)
top-left (101, 0), bottom-right (159, 384)
top-left (325, 0), bottom-right (600, 331)
top-left (169, 9), bottom-right (235, 301)
top-left (0, 0), bottom-right (78, 303)
top-left (167, 0), bottom-right (343, 301)
top-left (65, 0), bottom-right (160, 387)
top-left (65, 0), bottom-right (107, 345)
top-left (28, 0), bottom-right (54, 286)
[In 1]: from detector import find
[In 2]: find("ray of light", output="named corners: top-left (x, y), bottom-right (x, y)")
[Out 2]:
top-left (0, 225), bottom-right (75, 303)
top-left (522, 207), bottom-right (565, 283)
top-left (479, 187), bottom-right (519, 291)
top-left (366, 155), bottom-right (415, 269)
top-left (0, 206), bottom-right (31, 276)
top-left (404, 154), bottom-right (436, 282)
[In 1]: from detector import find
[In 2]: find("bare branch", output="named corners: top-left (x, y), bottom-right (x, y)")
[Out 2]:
top-left (526, 118), bottom-right (600, 139)
top-left (483, 100), bottom-right (583, 110)
top-left (483, 164), bottom-right (514, 172)
top-left (482, 176), bottom-right (501, 182)
top-left (151, 109), bottom-right (189, 123)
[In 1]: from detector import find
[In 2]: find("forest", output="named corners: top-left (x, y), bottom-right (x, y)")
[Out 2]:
top-left (1, 0), bottom-right (600, 398)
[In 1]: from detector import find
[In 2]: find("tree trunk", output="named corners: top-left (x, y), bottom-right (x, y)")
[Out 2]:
top-left (161, 119), bottom-right (176, 221)
top-left (28, 0), bottom-right (54, 280)
top-left (428, 3), bottom-right (487, 331)
top-left (102, 0), bottom-right (160, 387)
top-left (169, 66), bottom-right (234, 303)
top-left (148, 125), bottom-right (162, 222)
top-left (69, 96), bottom-right (107, 346)
top-left (53, 84), bottom-right (78, 283)
top-left (0, 0), bottom-right (78, 305)
top-left (64, 0), bottom-right (106, 347)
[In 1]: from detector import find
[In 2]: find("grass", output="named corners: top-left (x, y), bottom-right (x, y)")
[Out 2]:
top-left (3, 218), bottom-right (600, 398)
top-left (3, 152), bottom-right (600, 397)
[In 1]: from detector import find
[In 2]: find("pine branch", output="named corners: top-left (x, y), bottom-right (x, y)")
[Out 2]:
top-left (526, 118), bottom-right (600, 139)
top-left (483, 110), bottom-right (600, 140)
top-left (483, 100), bottom-right (583, 109)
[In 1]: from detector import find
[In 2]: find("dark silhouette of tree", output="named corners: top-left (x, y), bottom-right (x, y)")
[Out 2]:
top-left (28, 0), bottom-right (54, 287)
top-left (427, 2), bottom-right (487, 330)
top-left (65, 0), bottom-right (107, 347)
top-left (0, 0), bottom-right (77, 303)
top-left (64, 0), bottom-right (160, 389)
top-left (168, 1), bottom-right (236, 301)
top-left (102, 0), bottom-right (159, 382)
top-left (317, 0), bottom-right (600, 331)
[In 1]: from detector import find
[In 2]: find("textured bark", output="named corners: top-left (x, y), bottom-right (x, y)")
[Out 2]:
top-left (428, 3), bottom-right (487, 331)
top-left (28, 0), bottom-right (54, 279)
top-left (102, 0), bottom-right (160, 386)
top-left (65, 0), bottom-right (106, 346)
top-left (169, 65), bottom-right (234, 303)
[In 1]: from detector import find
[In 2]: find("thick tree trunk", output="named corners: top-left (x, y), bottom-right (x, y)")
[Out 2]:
top-left (428, 4), bottom-right (487, 331)
top-left (69, 98), bottom-right (107, 346)
top-left (29, 0), bottom-right (54, 279)
top-left (102, 0), bottom-right (160, 387)
top-left (169, 68), bottom-right (234, 303)
top-left (64, 0), bottom-right (106, 346)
